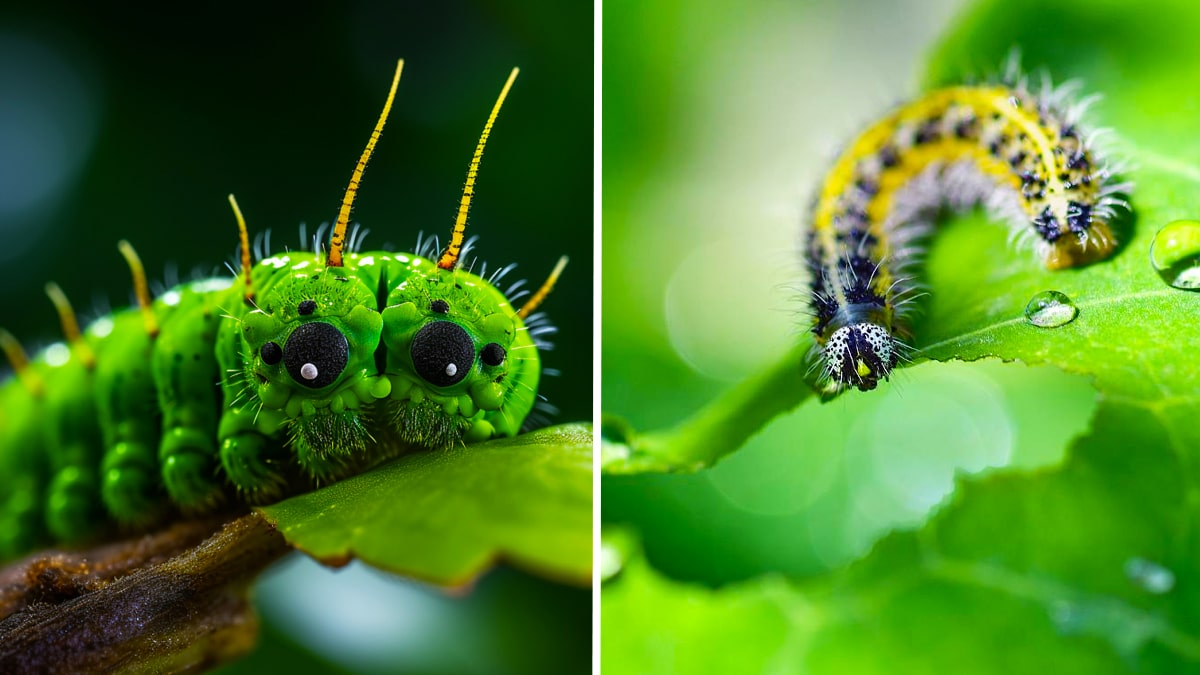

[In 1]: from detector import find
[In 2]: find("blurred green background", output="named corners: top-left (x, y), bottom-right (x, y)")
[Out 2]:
top-left (0, 2), bottom-right (591, 673)
top-left (602, 0), bottom-right (1100, 583)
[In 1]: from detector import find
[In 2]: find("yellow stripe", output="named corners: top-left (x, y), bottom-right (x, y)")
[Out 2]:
top-left (811, 86), bottom-right (1030, 315)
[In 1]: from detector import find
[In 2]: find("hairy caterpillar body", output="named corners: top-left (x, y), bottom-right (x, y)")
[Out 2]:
top-left (806, 69), bottom-right (1127, 393)
top-left (0, 61), bottom-right (566, 560)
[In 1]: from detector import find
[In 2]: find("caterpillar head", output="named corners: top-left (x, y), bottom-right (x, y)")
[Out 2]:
top-left (238, 269), bottom-right (388, 463)
top-left (379, 265), bottom-right (540, 449)
top-left (357, 65), bottom-right (563, 451)
top-left (226, 61), bottom-right (564, 470)
top-left (823, 322), bottom-right (897, 392)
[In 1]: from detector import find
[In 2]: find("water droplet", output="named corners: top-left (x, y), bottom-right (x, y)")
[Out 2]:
top-left (1050, 600), bottom-right (1081, 632)
top-left (1047, 597), bottom-right (1158, 657)
top-left (599, 541), bottom-right (624, 582)
top-left (1150, 220), bottom-right (1200, 290)
top-left (1024, 291), bottom-right (1078, 328)
top-left (1125, 557), bottom-right (1175, 594)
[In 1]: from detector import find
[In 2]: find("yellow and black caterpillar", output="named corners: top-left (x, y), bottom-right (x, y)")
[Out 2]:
top-left (806, 66), bottom-right (1127, 392)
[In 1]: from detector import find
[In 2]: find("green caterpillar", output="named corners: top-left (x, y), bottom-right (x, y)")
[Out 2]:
top-left (0, 60), bottom-right (566, 560)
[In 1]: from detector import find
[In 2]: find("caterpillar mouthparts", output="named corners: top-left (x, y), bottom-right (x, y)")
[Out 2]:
top-left (823, 322), bottom-right (897, 392)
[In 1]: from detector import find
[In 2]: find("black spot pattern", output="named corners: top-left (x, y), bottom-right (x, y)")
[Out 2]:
top-left (1067, 201), bottom-right (1092, 236)
top-left (914, 118), bottom-right (941, 144)
top-left (481, 342), bottom-right (506, 367)
top-left (954, 115), bottom-right (979, 139)
top-left (261, 341), bottom-right (283, 365)
top-left (1033, 207), bottom-right (1062, 242)
top-left (839, 326), bottom-right (889, 392)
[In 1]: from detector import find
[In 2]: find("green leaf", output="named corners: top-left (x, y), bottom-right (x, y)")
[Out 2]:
top-left (601, 345), bottom-right (812, 474)
top-left (602, 0), bottom-right (1200, 670)
top-left (603, 531), bottom-right (1199, 674)
top-left (258, 424), bottom-right (592, 587)
top-left (602, 532), bottom-right (798, 674)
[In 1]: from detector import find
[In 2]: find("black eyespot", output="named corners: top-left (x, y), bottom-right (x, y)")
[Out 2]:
top-left (298, 300), bottom-right (317, 316)
top-left (410, 321), bottom-right (474, 387)
top-left (283, 321), bottom-right (348, 389)
top-left (430, 299), bottom-right (450, 314)
top-left (261, 341), bottom-right (283, 365)
top-left (481, 342), bottom-right (506, 367)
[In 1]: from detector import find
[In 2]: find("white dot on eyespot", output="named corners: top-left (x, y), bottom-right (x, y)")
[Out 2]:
top-left (301, 363), bottom-right (319, 380)
top-left (445, 363), bottom-right (457, 377)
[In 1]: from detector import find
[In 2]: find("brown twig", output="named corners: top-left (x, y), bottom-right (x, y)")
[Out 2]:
top-left (0, 512), bottom-right (290, 673)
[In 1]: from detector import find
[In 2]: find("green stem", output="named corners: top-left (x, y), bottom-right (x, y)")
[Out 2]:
top-left (603, 342), bottom-right (814, 473)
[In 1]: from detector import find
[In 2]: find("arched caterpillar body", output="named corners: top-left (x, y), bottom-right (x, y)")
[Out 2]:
top-left (0, 61), bottom-right (567, 560)
top-left (806, 72), bottom-right (1127, 393)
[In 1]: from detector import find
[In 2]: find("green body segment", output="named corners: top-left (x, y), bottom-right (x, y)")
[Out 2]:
top-left (44, 347), bottom-right (103, 541)
top-left (0, 379), bottom-right (49, 555)
top-left (0, 250), bottom-right (545, 561)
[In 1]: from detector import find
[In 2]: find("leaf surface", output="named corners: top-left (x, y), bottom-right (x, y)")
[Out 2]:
top-left (259, 424), bottom-right (593, 587)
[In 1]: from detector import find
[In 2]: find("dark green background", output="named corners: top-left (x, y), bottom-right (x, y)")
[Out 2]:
top-left (0, 2), bottom-right (591, 673)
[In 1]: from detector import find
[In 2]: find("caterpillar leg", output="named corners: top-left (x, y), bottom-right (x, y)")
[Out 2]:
top-left (218, 407), bottom-right (288, 502)
top-left (219, 433), bottom-right (288, 503)
top-left (43, 359), bottom-right (106, 542)
top-left (101, 437), bottom-right (163, 524)
top-left (153, 295), bottom-right (224, 510)
top-left (45, 463), bottom-right (103, 542)
top-left (94, 313), bottom-right (167, 525)
top-left (1, 336), bottom-right (53, 557)
top-left (159, 428), bottom-right (222, 510)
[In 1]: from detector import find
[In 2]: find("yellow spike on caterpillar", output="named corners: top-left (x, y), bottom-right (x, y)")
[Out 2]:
top-left (806, 68), bottom-right (1128, 394)
top-left (518, 256), bottom-right (569, 320)
top-left (116, 239), bottom-right (159, 338)
top-left (0, 329), bottom-right (43, 396)
top-left (45, 282), bottom-right (96, 369)
top-left (438, 67), bottom-right (520, 271)
top-left (328, 59), bottom-right (404, 268)
top-left (227, 194), bottom-right (254, 305)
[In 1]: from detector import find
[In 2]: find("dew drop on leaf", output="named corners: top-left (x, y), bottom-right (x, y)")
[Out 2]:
top-left (1150, 220), bottom-right (1200, 290)
top-left (1124, 557), bottom-right (1175, 594)
top-left (1023, 291), bottom-right (1078, 328)
top-left (1050, 600), bottom-right (1081, 633)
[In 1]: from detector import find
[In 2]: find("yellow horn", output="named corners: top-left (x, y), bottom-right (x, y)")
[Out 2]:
top-left (328, 59), bottom-right (404, 267)
top-left (45, 282), bottom-right (96, 369)
top-left (437, 67), bottom-right (519, 270)
top-left (118, 240), bottom-right (159, 337)
top-left (517, 256), bottom-right (568, 319)
top-left (228, 194), bottom-right (254, 305)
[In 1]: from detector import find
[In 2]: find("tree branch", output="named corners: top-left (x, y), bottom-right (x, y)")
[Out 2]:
top-left (0, 512), bottom-right (289, 673)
